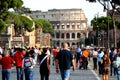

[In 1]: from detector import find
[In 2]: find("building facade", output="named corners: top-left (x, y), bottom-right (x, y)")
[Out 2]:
top-left (27, 9), bottom-right (90, 47)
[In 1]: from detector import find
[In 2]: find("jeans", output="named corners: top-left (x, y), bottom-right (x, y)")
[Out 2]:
top-left (60, 69), bottom-right (70, 80)
top-left (2, 69), bottom-right (11, 80)
top-left (16, 67), bottom-right (23, 80)
top-left (117, 68), bottom-right (120, 80)
top-left (98, 62), bottom-right (102, 75)
top-left (24, 68), bottom-right (33, 80)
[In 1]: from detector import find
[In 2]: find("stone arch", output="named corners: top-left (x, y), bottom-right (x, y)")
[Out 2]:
top-left (72, 42), bottom-right (75, 45)
top-left (67, 42), bottom-right (70, 46)
top-left (72, 33), bottom-right (75, 38)
top-left (77, 33), bottom-right (81, 38)
top-left (56, 32), bottom-right (60, 38)
top-left (66, 33), bottom-right (70, 39)
top-left (61, 33), bottom-right (64, 38)
top-left (61, 42), bottom-right (64, 47)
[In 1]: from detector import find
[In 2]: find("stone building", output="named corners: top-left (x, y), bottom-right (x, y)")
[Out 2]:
top-left (27, 9), bottom-right (90, 47)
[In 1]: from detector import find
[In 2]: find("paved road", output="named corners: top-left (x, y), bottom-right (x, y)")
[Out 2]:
top-left (0, 58), bottom-right (117, 80)
top-left (4, 65), bottom-right (100, 80)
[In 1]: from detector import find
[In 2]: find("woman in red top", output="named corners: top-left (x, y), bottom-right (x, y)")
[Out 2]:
top-left (52, 46), bottom-right (59, 65)
top-left (0, 50), bottom-right (15, 80)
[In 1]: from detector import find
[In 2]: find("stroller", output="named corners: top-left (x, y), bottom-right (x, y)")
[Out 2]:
top-left (79, 56), bottom-right (88, 70)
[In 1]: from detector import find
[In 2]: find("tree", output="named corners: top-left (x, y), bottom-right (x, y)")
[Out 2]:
top-left (0, 0), bottom-right (23, 33)
top-left (86, 0), bottom-right (120, 47)
top-left (91, 16), bottom-right (118, 31)
top-left (33, 19), bottom-right (54, 35)
top-left (15, 6), bottom-right (31, 14)
top-left (0, 0), bottom-right (34, 34)
top-left (0, 19), bottom-right (6, 33)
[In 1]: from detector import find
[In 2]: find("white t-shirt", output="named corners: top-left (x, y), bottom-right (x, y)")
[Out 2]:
top-left (93, 50), bottom-right (98, 58)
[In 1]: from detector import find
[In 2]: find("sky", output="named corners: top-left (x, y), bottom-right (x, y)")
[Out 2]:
top-left (23, 0), bottom-right (106, 24)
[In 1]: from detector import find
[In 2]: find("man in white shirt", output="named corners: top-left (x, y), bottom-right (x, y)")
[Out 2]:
top-left (92, 48), bottom-right (98, 70)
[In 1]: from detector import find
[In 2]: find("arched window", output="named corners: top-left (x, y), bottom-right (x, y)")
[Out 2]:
top-left (72, 33), bottom-right (75, 38)
top-left (61, 33), bottom-right (64, 38)
top-left (67, 42), bottom-right (70, 46)
top-left (61, 43), bottom-right (64, 47)
top-left (66, 33), bottom-right (70, 39)
top-left (77, 33), bottom-right (81, 38)
top-left (56, 32), bottom-right (60, 38)
top-left (57, 41), bottom-right (60, 46)
top-left (72, 42), bottom-right (75, 45)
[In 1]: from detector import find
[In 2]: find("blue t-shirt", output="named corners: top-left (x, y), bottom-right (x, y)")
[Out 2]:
top-left (75, 48), bottom-right (81, 54)
top-left (97, 52), bottom-right (104, 62)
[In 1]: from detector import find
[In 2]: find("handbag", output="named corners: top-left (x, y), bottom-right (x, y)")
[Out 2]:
top-left (112, 61), bottom-right (118, 68)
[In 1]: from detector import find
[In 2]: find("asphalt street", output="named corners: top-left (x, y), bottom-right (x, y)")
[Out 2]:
top-left (0, 58), bottom-right (117, 80)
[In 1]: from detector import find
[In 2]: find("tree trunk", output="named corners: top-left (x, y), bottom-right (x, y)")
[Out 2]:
top-left (112, 10), bottom-right (117, 48)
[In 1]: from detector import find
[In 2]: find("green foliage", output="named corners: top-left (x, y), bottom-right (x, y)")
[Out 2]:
top-left (14, 14), bottom-right (22, 28)
top-left (10, 14), bottom-right (34, 33)
top-left (0, 19), bottom-right (6, 33)
top-left (91, 16), bottom-right (118, 31)
top-left (0, 0), bottom-right (23, 11)
top-left (34, 19), bottom-right (54, 35)
top-left (20, 16), bottom-right (34, 32)
top-left (0, 0), bottom-right (24, 34)
top-left (15, 6), bottom-right (31, 14)
top-left (50, 39), bottom-right (54, 47)
top-left (33, 19), bottom-right (43, 29)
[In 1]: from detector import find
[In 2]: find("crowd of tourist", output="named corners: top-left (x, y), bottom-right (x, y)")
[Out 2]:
top-left (0, 44), bottom-right (120, 80)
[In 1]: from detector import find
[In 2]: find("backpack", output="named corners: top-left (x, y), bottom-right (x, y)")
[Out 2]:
top-left (24, 57), bottom-right (33, 68)
top-left (112, 57), bottom-right (120, 68)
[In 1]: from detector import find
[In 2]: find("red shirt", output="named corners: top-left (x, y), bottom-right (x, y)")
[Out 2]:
top-left (52, 49), bottom-right (58, 57)
top-left (0, 56), bottom-right (14, 69)
top-left (13, 51), bottom-right (25, 67)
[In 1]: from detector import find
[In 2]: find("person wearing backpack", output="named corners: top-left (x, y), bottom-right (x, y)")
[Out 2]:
top-left (22, 51), bottom-right (36, 80)
top-left (109, 47), bottom-right (118, 76)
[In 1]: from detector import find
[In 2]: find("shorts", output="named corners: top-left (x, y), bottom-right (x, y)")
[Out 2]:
top-left (60, 69), bottom-right (70, 80)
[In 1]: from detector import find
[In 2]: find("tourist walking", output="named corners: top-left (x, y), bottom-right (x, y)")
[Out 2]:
top-left (55, 43), bottom-right (75, 80)
top-left (101, 52), bottom-right (111, 80)
top-left (109, 47), bottom-right (118, 76)
top-left (0, 50), bottom-right (15, 80)
top-left (80, 48), bottom-right (89, 70)
top-left (52, 46), bottom-right (59, 66)
top-left (13, 48), bottom-right (25, 80)
top-left (22, 51), bottom-right (36, 80)
top-left (92, 48), bottom-right (98, 70)
top-left (37, 48), bottom-right (50, 80)
top-left (75, 45), bottom-right (81, 67)
top-left (115, 49), bottom-right (120, 80)
top-left (97, 48), bottom-right (104, 75)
